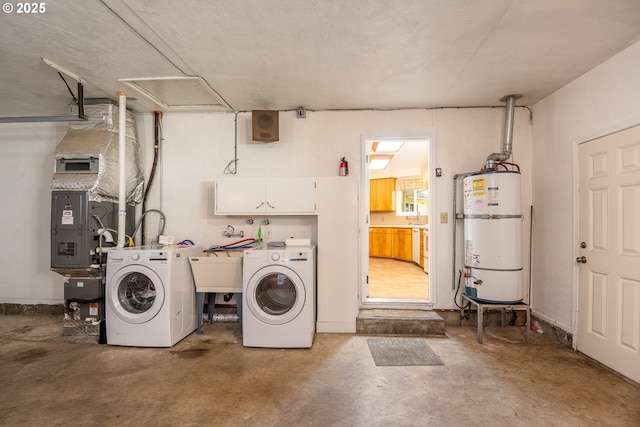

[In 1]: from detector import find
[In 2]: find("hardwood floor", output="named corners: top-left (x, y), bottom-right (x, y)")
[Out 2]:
top-left (368, 257), bottom-right (429, 299)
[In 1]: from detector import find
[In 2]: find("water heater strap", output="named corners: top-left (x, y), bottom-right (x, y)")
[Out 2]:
top-left (468, 266), bottom-right (524, 272)
top-left (463, 214), bottom-right (523, 220)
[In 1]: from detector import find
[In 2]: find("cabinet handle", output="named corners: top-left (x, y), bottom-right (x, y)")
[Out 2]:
top-left (267, 202), bottom-right (275, 209)
top-left (255, 202), bottom-right (264, 210)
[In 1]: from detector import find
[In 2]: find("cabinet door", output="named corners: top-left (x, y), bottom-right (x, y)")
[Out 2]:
top-left (369, 228), bottom-right (392, 257)
top-left (215, 178), bottom-right (266, 214)
top-left (392, 228), bottom-right (413, 261)
top-left (370, 178), bottom-right (396, 212)
top-left (266, 178), bottom-right (316, 214)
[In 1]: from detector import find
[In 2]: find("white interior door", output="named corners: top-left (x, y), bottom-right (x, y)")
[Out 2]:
top-left (577, 125), bottom-right (640, 383)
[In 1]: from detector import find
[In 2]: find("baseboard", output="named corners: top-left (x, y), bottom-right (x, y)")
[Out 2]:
top-left (435, 308), bottom-right (529, 326)
top-left (437, 308), bottom-right (574, 348)
top-left (530, 314), bottom-right (573, 347)
top-left (0, 303), bottom-right (64, 316)
top-left (316, 321), bottom-right (356, 333)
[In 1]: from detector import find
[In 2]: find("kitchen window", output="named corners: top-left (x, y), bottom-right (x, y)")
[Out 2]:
top-left (395, 176), bottom-right (428, 216)
top-left (396, 189), bottom-right (428, 216)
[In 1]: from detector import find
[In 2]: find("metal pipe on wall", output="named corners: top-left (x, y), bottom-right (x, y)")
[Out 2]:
top-left (484, 94), bottom-right (522, 170)
top-left (451, 171), bottom-right (476, 291)
top-left (116, 91), bottom-right (127, 248)
top-left (500, 94), bottom-right (517, 157)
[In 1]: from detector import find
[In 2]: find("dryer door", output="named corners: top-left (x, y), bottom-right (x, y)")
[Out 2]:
top-left (107, 264), bottom-right (165, 324)
top-left (246, 265), bottom-right (305, 325)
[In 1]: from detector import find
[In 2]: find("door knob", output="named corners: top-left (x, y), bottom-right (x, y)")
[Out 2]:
top-left (576, 256), bottom-right (587, 264)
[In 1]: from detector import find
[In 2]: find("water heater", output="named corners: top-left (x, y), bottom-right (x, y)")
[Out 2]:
top-left (463, 171), bottom-right (523, 303)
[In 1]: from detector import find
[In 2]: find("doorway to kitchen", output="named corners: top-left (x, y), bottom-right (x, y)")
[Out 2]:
top-left (362, 137), bottom-right (432, 306)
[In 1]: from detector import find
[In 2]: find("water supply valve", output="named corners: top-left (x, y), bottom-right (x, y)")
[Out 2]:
top-left (223, 225), bottom-right (244, 238)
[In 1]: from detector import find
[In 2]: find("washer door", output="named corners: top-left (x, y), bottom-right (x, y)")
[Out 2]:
top-left (246, 265), bottom-right (305, 325)
top-left (108, 264), bottom-right (165, 324)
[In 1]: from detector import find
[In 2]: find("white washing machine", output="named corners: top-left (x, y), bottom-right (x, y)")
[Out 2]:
top-left (105, 244), bottom-right (202, 347)
top-left (243, 246), bottom-right (316, 348)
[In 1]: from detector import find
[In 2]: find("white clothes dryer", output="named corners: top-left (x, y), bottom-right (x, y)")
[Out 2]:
top-left (105, 245), bottom-right (202, 347)
top-left (242, 246), bottom-right (316, 348)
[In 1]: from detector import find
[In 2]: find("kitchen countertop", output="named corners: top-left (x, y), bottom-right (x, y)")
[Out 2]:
top-left (369, 224), bottom-right (428, 230)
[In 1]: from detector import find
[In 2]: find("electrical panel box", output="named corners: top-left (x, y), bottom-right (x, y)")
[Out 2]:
top-left (50, 191), bottom-right (134, 271)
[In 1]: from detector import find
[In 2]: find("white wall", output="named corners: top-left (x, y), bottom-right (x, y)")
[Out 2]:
top-left (0, 107), bottom-right (532, 328)
top-left (4, 34), bottom-right (637, 332)
top-left (432, 108), bottom-right (533, 308)
top-left (531, 41), bottom-right (640, 332)
top-left (0, 122), bottom-right (68, 304)
top-left (146, 108), bottom-right (532, 314)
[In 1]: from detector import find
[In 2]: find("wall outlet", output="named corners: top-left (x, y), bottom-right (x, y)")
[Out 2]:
top-left (265, 228), bottom-right (272, 239)
top-left (440, 212), bottom-right (448, 224)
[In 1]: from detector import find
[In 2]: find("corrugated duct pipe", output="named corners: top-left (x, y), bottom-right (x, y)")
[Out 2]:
top-left (484, 94), bottom-right (522, 171)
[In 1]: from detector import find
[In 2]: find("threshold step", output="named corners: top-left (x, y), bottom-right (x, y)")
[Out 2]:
top-left (356, 309), bottom-right (446, 337)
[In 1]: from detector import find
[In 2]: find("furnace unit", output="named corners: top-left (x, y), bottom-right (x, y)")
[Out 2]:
top-left (50, 100), bottom-right (142, 336)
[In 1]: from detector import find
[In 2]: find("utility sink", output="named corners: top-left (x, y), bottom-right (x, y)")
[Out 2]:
top-left (189, 251), bottom-right (244, 293)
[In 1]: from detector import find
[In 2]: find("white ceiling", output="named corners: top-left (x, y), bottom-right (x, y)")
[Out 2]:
top-left (1, 0), bottom-right (640, 118)
top-left (368, 139), bottom-right (429, 179)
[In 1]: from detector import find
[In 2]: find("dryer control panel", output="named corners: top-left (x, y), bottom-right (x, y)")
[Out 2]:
top-left (269, 251), bottom-right (308, 262)
top-left (285, 251), bottom-right (309, 262)
top-left (245, 247), bottom-right (314, 264)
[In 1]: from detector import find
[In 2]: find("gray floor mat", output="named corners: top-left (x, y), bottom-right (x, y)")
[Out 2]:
top-left (366, 337), bottom-right (444, 366)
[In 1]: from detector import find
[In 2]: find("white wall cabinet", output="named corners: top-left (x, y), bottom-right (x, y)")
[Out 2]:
top-left (316, 177), bottom-right (358, 332)
top-left (215, 177), bottom-right (316, 215)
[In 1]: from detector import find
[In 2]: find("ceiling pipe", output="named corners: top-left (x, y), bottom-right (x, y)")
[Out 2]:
top-left (484, 94), bottom-right (522, 171)
top-left (76, 81), bottom-right (86, 120)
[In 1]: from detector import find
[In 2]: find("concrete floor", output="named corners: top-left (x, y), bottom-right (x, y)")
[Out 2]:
top-left (1, 315), bottom-right (639, 427)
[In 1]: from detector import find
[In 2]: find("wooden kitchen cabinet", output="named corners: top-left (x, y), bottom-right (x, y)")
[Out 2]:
top-left (369, 178), bottom-right (396, 212)
top-left (392, 228), bottom-right (413, 261)
top-left (369, 227), bottom-right (393, 257)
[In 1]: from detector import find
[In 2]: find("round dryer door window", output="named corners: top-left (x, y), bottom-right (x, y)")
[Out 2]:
top-left (247, 265), bottom-right (305, 325)
top-left (108, 265), bottom-right (165, 324)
